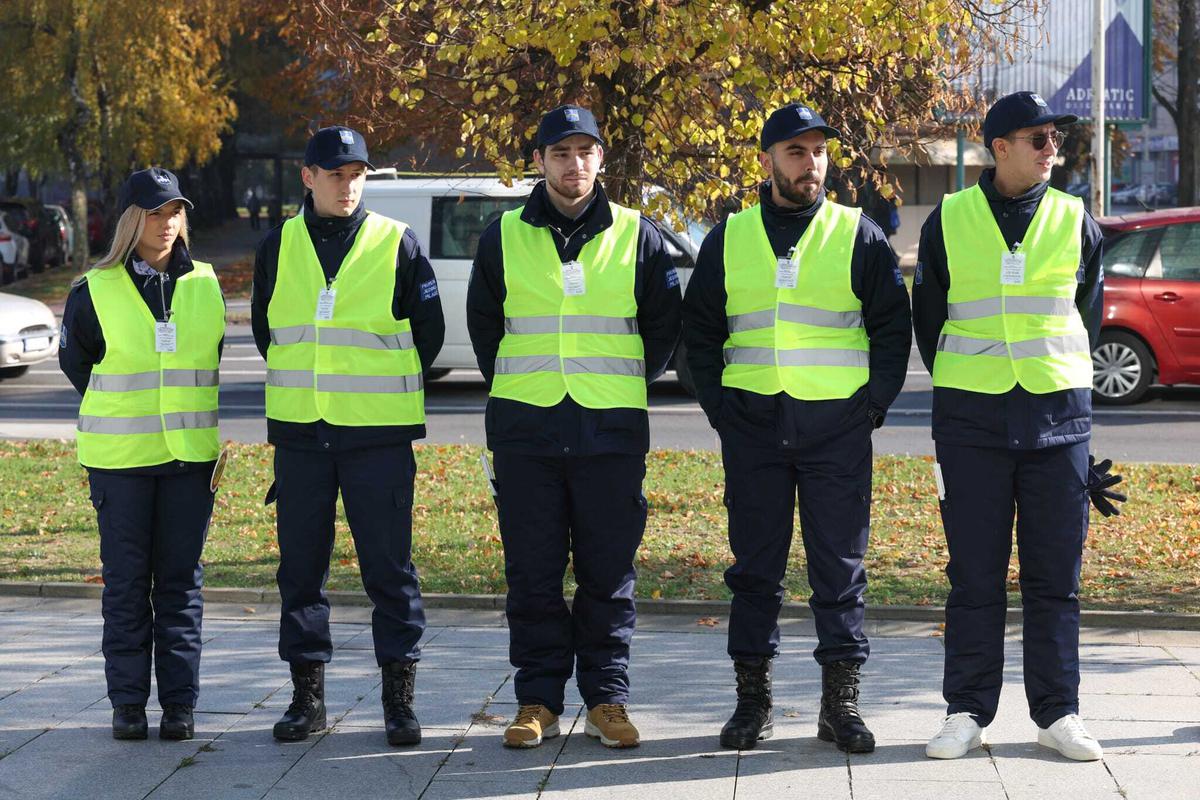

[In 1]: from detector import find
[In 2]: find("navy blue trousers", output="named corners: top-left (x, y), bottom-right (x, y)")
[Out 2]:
top-left (493, 451), bottom-right (648, 715)
top-left (936, 440), bottom-right (1089, 729)
top-left (274, 444), bottom-right (425, 666)
top-left (721, 422), bottom-right (872, 665)
top-left (89, 468), bottom-right (212, 708)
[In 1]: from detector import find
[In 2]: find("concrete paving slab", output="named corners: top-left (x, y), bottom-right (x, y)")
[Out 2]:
top-left (988, 741), bottom-right (1123, 798)
top-left (1079, 660), bottom-right (1200, 696)
top-left (733, 734), bottom-right (851, 799)
top-left (1104, 753), bottom-right (1200, 800)
top-left (1085, 719), bottom-right (1200, 755)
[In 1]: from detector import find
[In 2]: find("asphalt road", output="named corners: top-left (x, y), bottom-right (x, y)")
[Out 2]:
top-left (4, 323), bottom-right (1199, 463)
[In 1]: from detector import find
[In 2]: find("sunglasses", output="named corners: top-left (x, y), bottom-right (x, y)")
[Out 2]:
top-left (1008, 131), bottom-right (1067, 150)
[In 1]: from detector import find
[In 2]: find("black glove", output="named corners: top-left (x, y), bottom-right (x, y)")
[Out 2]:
top-left (1087, 455), bottom-right (1126, 517)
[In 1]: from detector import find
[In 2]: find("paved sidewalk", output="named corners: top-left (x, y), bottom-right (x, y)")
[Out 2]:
top-left (1, 597), bottom-right (1197, 800)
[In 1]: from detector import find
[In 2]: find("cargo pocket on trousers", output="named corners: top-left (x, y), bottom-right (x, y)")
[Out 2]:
top-left (850, 484), bottom-right (871, 557)
top-left (88, 487), bottom-right (105, 512)
top-left (263, 480), bottom-right (278, 505)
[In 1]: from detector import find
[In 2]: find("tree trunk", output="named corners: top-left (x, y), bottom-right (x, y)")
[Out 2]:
top-left (3, 168), bottom-right (20, 196)
top-left (1176, 0), bottom-right (1198, 205)
top-left (57, 11), bottom-right (92, 268)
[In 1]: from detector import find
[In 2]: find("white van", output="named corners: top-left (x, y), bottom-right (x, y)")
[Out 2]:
top-left (360, 173), bottom-right (703, 393)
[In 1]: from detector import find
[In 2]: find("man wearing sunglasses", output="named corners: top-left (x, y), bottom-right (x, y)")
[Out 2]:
top-left (913, 92), bottom-right (1117, 761)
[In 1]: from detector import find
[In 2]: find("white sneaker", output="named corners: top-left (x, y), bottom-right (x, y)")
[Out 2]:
top-left (926, 712), bottom-right (986, 759)
top-left (1037, 714), bottom-right (1103, 761)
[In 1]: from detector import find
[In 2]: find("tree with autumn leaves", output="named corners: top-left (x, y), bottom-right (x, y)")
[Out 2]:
top-left (0, 0), bottom-right (239, 266)
top-left (278, 0), bottom-right (1014, 223)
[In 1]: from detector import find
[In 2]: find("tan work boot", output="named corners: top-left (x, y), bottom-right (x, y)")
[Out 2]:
top-left (503, 704), bottom-right (560, 748)
top-left (585, 703), bottom-right (640, 748)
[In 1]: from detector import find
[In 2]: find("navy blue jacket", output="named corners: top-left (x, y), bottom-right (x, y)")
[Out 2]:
top-left (59, 242), bottom-right (221, 475)
top-left (682, 184), bottom-right (912, 449)
top-left (912, 169), bottom-right (1104, 450)
top-left (466, 180), bottom-right (682, 456)
top-left (250, 195), bottom-right (446, 451)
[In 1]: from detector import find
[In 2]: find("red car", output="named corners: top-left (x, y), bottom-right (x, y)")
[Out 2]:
top-left (1095, 207), bottom-right (1200, 404)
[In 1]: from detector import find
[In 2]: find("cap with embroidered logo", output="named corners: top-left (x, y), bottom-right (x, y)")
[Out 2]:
top-left (982, 91), bottom-right (1078, 150)
top-left (304, 126), bottom-right (375, 170)
top-left (536, 105), bottom-right (605, 148)
top-left (117, 168), bottom-right (192, 215)
top-left (760, 103), bottom-right (841, 151)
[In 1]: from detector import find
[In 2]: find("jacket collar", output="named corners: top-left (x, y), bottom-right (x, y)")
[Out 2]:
top-left (124, 240), bottom-right (193, 286)
top-left (978, 167), bottom-right (1048, 207)
top-left (520, 179), bottom-right (614, 236)
top-left (303, 193), bottom-right (367, 237)
top-left (758, 181), bottom-right (826, 224)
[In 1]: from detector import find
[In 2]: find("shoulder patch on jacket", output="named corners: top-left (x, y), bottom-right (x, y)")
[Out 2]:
top-left (914, 262), bottom-right (924, 285)
top-left (419, 278), bottom-right (439, 301)
top-left (665, 266), bottom-right (679, 289)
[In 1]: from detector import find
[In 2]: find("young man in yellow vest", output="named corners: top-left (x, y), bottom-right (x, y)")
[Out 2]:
top-left (250, 126), bottom-right (445, 746)
top-left (467, 105), bottom-right (681, 749)
top-left (913, 92), bottom-right (1124, 761)
top-left (683, 104), bottom-right (912, 753)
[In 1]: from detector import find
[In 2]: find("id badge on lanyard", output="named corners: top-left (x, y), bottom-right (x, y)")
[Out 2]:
top-left (316, 287), bottom-right (337, 320)
top-left (1001, 248), bottom-right (1026, 286)
top-left (155, 321), bottom-right (177, 353)
top-left (562, 260), bottom-right (586, 296)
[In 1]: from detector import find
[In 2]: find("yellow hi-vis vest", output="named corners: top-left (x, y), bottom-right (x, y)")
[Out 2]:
top-left (76, 261), bottom-right (223, 468)
top-left (933, 184), bottom-right (1093, 394)
top-left (265, 212), bottom-right (424, 425)
top-left (491, 202), bottom-right (646, 409)
top-left (720, 201), bottom-right (869, 400)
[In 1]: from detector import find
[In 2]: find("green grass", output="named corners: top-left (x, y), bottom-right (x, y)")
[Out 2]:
top-left (1, 264), bottom-right (85, 305)
top-left (2, 441), bottom-right (1198, 612)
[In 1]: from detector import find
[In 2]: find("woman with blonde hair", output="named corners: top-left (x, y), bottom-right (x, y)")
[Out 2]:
top-left (59, 168), bottom-right (225, 741)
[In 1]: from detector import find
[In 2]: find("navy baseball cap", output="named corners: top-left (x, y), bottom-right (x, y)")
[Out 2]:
top-left (982, 92), bottom-right (1078, 149)
top-left (118, 168), bottom-right (192, 214)
top-left (304, 126), bottom-right (374, 170)
top-left (761, 103), bottom-right (841, 151)
top-left (536, 105), bottom-right (605, 148)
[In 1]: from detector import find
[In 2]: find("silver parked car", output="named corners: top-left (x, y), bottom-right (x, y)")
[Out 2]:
top-left (0, 212), bottom-right (31, 284)
top-left (0, 291), bottom-right (59, 378)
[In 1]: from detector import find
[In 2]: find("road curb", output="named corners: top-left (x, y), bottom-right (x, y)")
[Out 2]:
top-left (2, 581), bottom-right (1198, 630)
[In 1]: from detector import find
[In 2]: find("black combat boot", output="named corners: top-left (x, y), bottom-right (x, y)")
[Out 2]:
top-left (719, 658), bottom-right (773, 749)
top-left (272, 661), bottom-right (327, 741)
top-left (159, 703), bottom-right (195, 741)
top-left (381, 661), bottom-right (422, 746)
top-left (112, 704), bottom-right (148, 740)
top-left (817, 660), bottom-right (875, 753)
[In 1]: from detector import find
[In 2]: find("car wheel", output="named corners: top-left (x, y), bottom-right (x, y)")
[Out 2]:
top-left (0, 365), bottom-right (30, 379)
top-left (1092, 331), bottom-right (1154, 405)
top-left (672, 341), bottom-right (696, 397)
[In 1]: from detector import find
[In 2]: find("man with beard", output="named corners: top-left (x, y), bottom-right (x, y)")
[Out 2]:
top-left (682, 103), bottom-right (911, 752)
top-left (467, 105), bottom-right (681, 749)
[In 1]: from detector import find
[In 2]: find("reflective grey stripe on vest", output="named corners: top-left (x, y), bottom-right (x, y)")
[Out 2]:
top-left (563, 357), bottom-right (645, 377)
top-left (1009, 333), bottom-right (1091, 358)
top-left (505, 316), bottom-right (639, 335)
top-left (267, 368), bottom-right (313, 388)
top-left (724, 347), bottom-right (869, 368)
top-left (495, 355), bottom-right (561, 374)
top-left (727, 309), bottom-right (775, 333)
top-left (270, 325), bottom-right (316, 345)
top-left (315, 374), bottom-right (424, 393)
top-left (936, 334), bottom-right (1008, 357)
top-left (77, 415), bottom-right (162, 434)
top-left (320, 327), bottom-right (415, 350)
top-left (777, 303), bottom-right (863, 329)
top-left (163, 410), bottom-right (218, 430)
top-left (948, 296), bottom-right (1077, 320)
top-left (937, 333), bottom-right (1089, 359)
top-left (88, 372), bottom-right (160, 392)
top-left (162, 369), bottom-right (219, 387)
